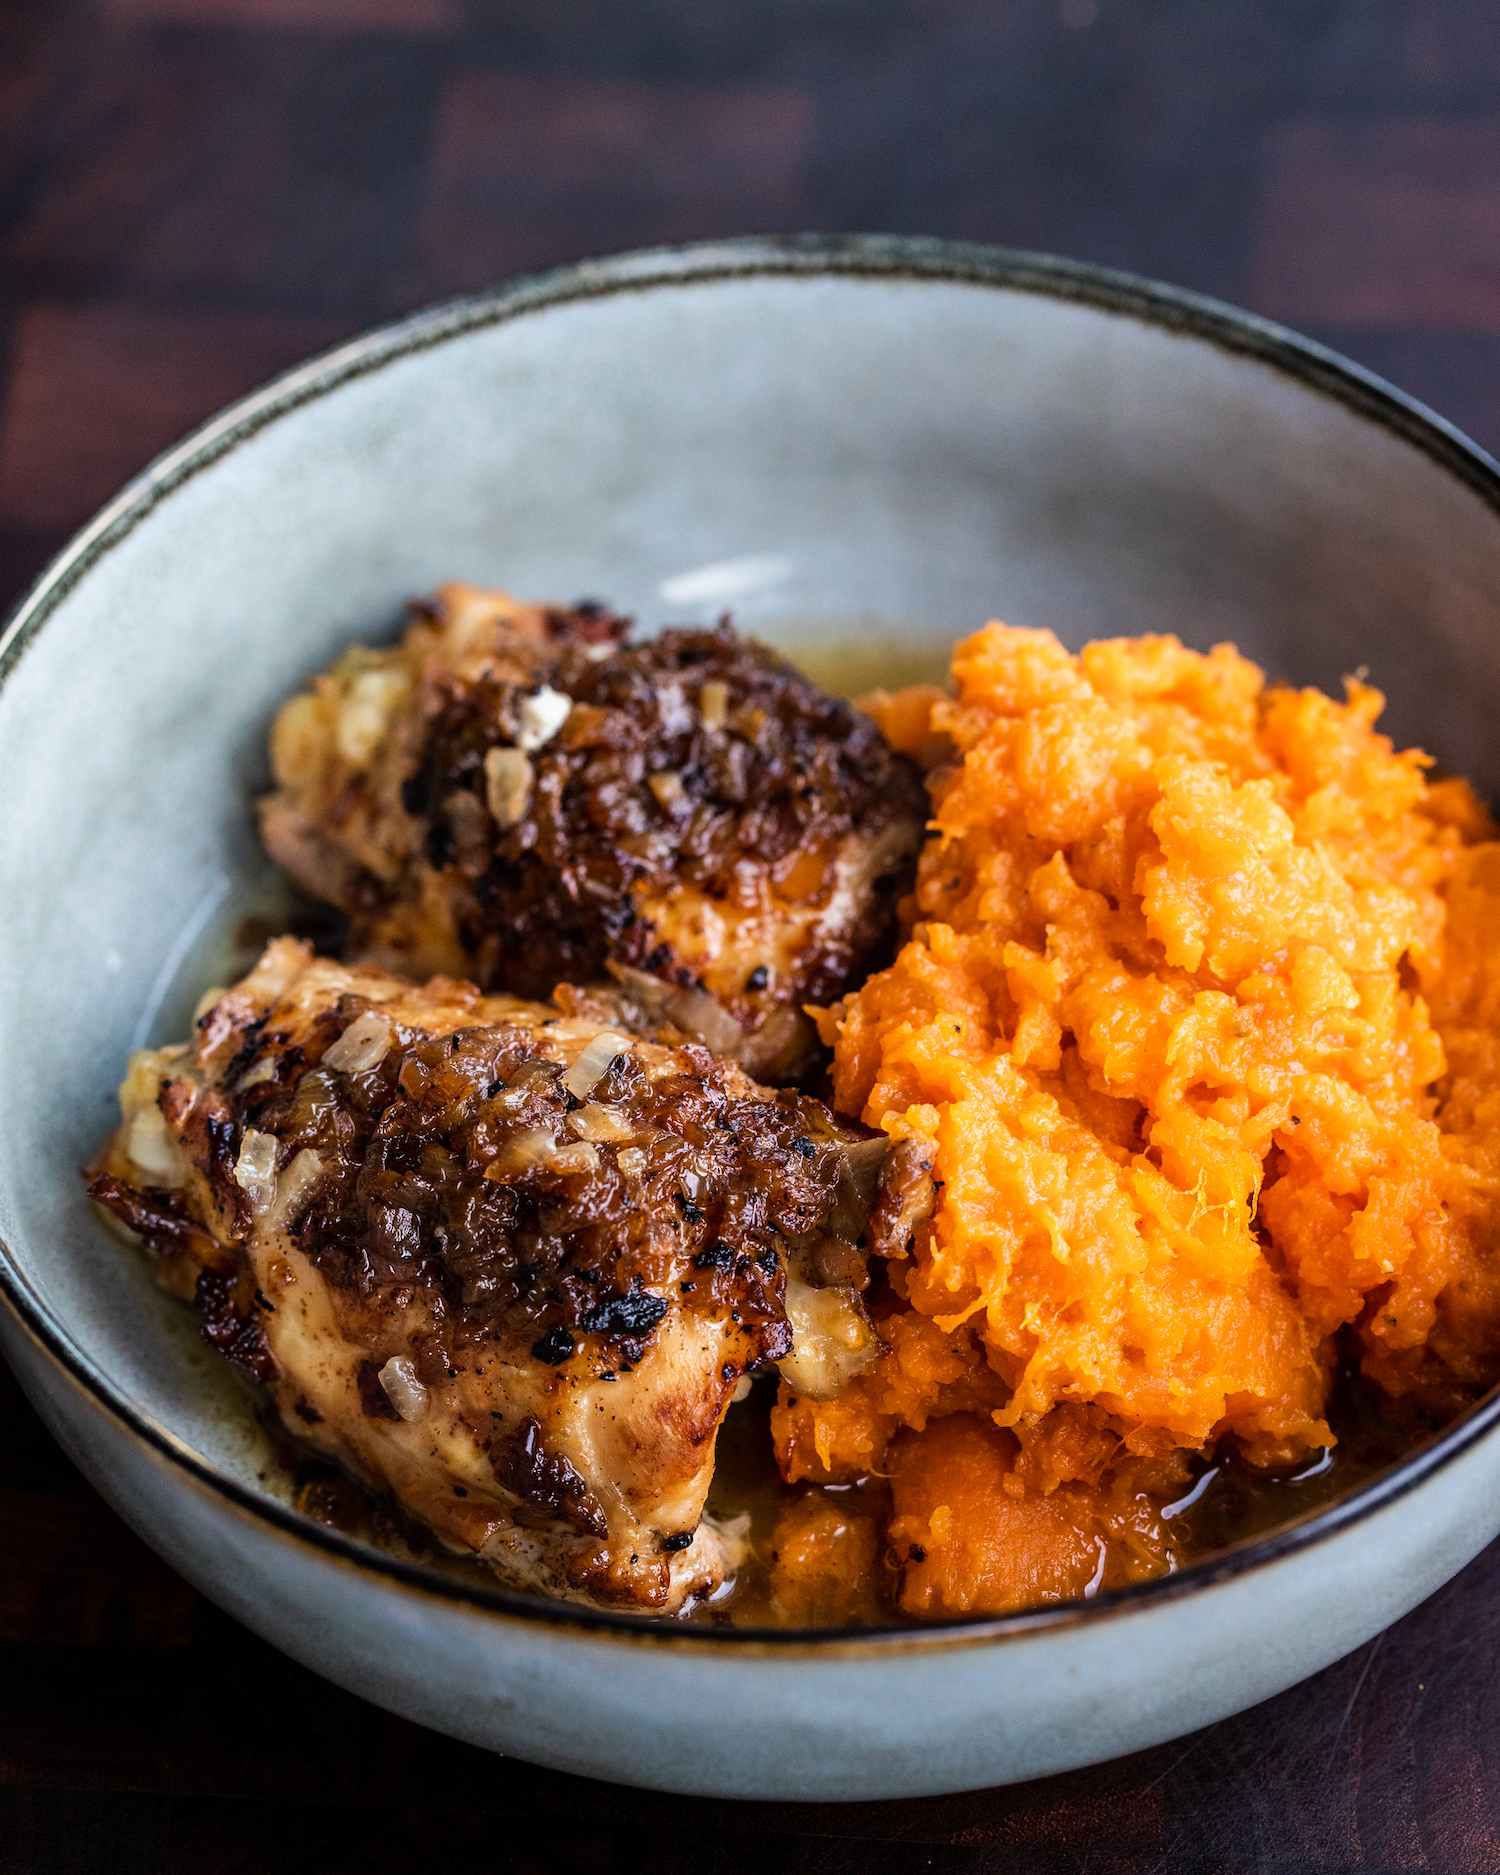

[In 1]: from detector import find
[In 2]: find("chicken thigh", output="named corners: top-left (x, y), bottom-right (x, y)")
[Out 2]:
top-left (258, 585), bottom-right (926, 1081)
top-left (89, 939), bottom-right (888, 1612)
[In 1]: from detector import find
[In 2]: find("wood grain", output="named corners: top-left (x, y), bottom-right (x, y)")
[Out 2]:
top-left (4, 3), bottom-right (1500, 1868)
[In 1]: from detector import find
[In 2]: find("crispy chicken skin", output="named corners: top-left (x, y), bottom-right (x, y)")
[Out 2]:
top-left (257, 584), bottom-right (927, 1081)
top-left (89, 938), bottom-right (889, 1613)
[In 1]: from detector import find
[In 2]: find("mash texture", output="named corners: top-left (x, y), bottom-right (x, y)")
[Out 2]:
top-left (776, 624), bottom-right (1500, 1617)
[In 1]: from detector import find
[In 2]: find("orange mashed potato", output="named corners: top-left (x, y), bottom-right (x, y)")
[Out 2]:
top-left (772, 623), bottom-right (1500, 1620)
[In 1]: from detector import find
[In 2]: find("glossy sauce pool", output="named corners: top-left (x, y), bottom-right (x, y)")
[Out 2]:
top-left (689, 1365), bottom-right (1418, 1629)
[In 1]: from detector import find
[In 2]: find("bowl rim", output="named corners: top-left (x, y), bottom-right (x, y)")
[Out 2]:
top-left (4, 230), bottom-right (1500, 1655)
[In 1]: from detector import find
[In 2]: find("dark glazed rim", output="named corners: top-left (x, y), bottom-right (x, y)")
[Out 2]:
top-left (4, 232), bottom-right (1500, 1655)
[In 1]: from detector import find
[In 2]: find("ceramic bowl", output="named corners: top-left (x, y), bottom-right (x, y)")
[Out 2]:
top-left (4, 236), bottom-right (1500, 1802)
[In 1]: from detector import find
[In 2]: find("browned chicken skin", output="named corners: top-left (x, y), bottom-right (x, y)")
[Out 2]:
top-left (258, 585), bottom-right (926, 1081)
top-left (90, 939), bottom-right (891, 1612)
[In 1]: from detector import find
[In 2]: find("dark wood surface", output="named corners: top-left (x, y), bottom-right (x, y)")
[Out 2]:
top-left (6, 3), bottom-right (1500, 1868)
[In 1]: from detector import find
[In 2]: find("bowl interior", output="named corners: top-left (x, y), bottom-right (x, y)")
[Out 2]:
top-left (4, 249), bottom-right (1500, 1579)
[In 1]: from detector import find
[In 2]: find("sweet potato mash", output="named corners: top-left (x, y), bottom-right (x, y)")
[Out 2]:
top-left (774, 624), bottom-right (1500, 1618)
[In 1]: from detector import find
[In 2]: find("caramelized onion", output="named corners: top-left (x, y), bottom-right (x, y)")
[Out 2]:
top-left (665, 986), bottom-right (744, 1056)
top-left (561, 1031), bottom-right (631, 1099)
top-left (267, 1148), bottom-right (323, 1231)
top-left (484, 1127), bottom-right (557, 1178)
top-left (648, 771), bottom-right (685, 811)
top-left (569, 1102), bottom-right (635, 1143)
top-left (323, 1010), bottom-right (394, 1075)
top-left (336, 667), bottom-right (408, 765)
top-left (515, 685), bottom-right (572, 751)
top-left (777, 1277), bottom-right (878, 1401)
top-left (483, 746), bottom-right (533, 826)
top-left (233, 1129), bottom-right (279, 1214)
top-left (377, 1355), bottom-right (430, 1423)
top-left (550, 1141), bottom-right (600, 1174)
top-left (126, 1106), bottom-right (188, 1187)
top-left (698, 680), bottom-right (729, 731)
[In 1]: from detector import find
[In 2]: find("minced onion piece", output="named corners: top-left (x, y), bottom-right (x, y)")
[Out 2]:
top-left (569, 1102), bottom-right (634, 1143)
top-left (484, 746), bottom-right (533, 826)
top-left (126, 1106), bottom-right (187, 1187)
top-left (515, 686), bottom-right (572, 751)
top-left (550, 1141), bottom-right (600, 1174)
top-left (616, 1147), bottom-right (647, 1178)
top-left (606, 964), bottom-right (672, 1024)
top-left (323, 1010), bottom-right (394, 1075)
top-left (377, 1355), bottom-right (430, 1423)
top-left (484, 1127), bottom-right (557, 1178)
top-left (699, 680), bottom-right (729, 731)
top-left (652, 681), bottom-right (694, 737)
top-left (266, 1148), bottom-right (323, 1232)
top-left (233, 1129), bottom-right (280, 1214)
top-left (336, 666), bottom-right (407, 765)
top-left (666, 986), bottom-right (743, 1056)
top-left (491, 1075), bottom-right (543, 1112)
top-left (838, 1135), bottom-right (890, 1193)
top-left (238, 1057), bottom-right (277, 1089)
top-left (648, 770), bottom-right (685, 811)
top-left (443, 786), bottom-right (489, 859)
top-left (561, 1031), bottom-right (631, 1099)
top-left (777, 1277), bottom-right (879, 1401)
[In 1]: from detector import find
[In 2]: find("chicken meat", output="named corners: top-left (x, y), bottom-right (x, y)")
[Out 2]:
top-left (257, 584), bottom-right (926, 1081)
top-left (89, 938), bottom-right (892, 1613)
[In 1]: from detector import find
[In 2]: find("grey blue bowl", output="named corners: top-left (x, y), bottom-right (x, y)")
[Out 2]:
top-left (3, 236), bottom-right (1500, 1800)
